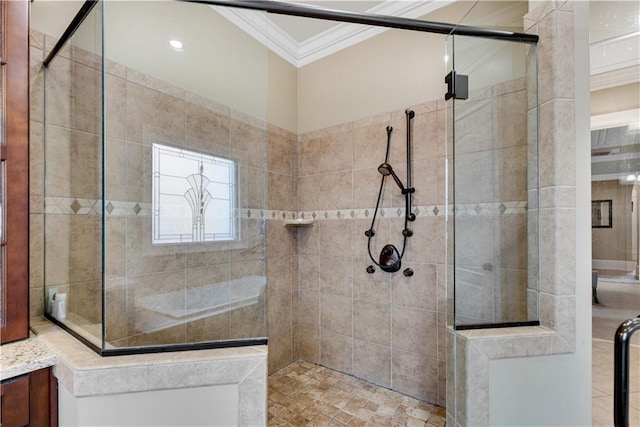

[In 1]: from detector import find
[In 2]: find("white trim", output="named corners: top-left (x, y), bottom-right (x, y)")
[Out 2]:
top-left (211, 6), bottom-right (299, 66)
top-left (297, 0), bottom-right (453, 66)
top-left (591, 66), bottom-right (640, 92)
top-left (592, 259), bottom-right (636, 272)
top-left (211, 0), bottom-right (453, 67)
top-left (591, 31), bottom-right (640, 75)
top-left (591, 108), bottom-right (640, 130)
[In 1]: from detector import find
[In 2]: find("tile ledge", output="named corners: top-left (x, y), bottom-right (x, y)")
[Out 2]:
top-left (450, 325), bottom-right (556, 340)
top-left (30, 318), bottom-right (267, 372)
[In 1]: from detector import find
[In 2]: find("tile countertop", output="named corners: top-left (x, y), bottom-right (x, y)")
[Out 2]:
top-left (0, 334), bottom-right (56, 381)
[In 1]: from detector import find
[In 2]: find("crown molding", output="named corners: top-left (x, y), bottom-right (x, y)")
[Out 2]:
top-left (591, 31), bottom-right (640, 76)
top-left (591, 66), bottom-right (640, 92)
top-left (211, 0), bottom-right (453, 68)
top-left (211, 5), bottom-right (299, 65)
top-left (591, 109), bottom-right (640, 130)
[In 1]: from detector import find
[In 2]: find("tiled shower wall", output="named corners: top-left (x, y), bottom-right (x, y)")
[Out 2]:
top-left (295, 102), bottom-right (448, 406)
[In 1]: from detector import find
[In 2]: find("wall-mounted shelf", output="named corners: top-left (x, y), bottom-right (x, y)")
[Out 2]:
top-left (284, 219), bottom-right (314, 228)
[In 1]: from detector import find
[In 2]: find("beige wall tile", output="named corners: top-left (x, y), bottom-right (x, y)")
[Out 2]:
top-left (353, 258), bottom-right (391, 303)
top-left (267, 129), bottom-right (294, 176)
top-left (298, 255), bottom-right (320, 292)
top-left (392, 349), bottom-right (438, 404)
top-left (105, 217), bottom-right (126, 278)
top-left (267, 171), bottom-right (292, 211)
top-left (319, 172), bottom-right (353, 211)
top-left (353, 300), bottom-right (390, 346)
top-left (105, 278), bottom-right (128, 343)
top-left (299, 326), bottom-right (320, 363)
top-left (230, 219), bottom-right (266, 263)
top-left (45, 215), bottom-right (102, 286)
top-left (105, 138), bottom-right (127, 201)
top-left (320, 330), bottom-right (353, 375)
top-left (298, 290), bottom-right (319, 330)
top-left (125, 81), bottom-right (185, 144)
top-left (230, 300), bottom-right (266, 339)
top-left (105, 74), bottom-right (127, 140)
top-left (269, 329), bottom-right (293, 374)
top-left (185, 101), bottom-right (230, 153)
top-left (45, 126), bottom-right (101, 199)
top-left (126, 217), bottom-right (185, 276)
top-left (268, 292), bottom-right (292, 335)
top-left (230, 118), bottom-right (266, 169)
top-left (68, 280), bottom-right (101, 323)
top-left (319, 256), bottom-right (352, 297)
top-left (320, 294), bottom-right (352, 336)
top-left (353, 339), bottom-right (391, 388)
top-left (268, 256), bottom-right (292, 297)
top-left (125, 141), bottom-right (152, 203)
top-left (186, 312), bottom-right (232, 342)
top-left (353, 120), bottom-right (395, 171)
top-left (392, 306), bottom-right (438, 356)
top-left (319, 220), bottom-right (352, 258)
top-left (391, 262), bottom-right (437, 311)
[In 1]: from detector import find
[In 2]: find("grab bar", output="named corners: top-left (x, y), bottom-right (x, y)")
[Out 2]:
top-left (614, 316), bottom-right (640, 427)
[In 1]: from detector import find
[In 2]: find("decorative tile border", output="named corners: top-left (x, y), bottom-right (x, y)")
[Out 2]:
top-left (44, 197), bottom-right (528, 220)
top-left (44, 197), bottom-right (152, 217)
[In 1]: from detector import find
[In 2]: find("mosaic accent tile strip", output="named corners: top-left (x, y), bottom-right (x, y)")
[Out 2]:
top-left (45, 198), bottom-right (529, 220)
top-left (44, 197), bottom-right (152, 217)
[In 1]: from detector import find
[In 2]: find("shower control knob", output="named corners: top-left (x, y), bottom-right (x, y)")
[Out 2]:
top-left (366, 265), bottom-right (375, 274)
top-left (403, 268), bottom-right (414, 277)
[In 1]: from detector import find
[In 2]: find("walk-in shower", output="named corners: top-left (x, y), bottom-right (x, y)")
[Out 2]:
top-left (36, 0), bottom-right (538, 410)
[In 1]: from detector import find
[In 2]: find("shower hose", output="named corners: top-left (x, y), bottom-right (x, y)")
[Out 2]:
top-left (365, 125), bottom-right (412, 273)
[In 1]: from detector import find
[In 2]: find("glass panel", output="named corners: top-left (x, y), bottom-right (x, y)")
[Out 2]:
top-left (102, 1), bottom-right (269, 349)
top-left (452, 33), bottom-right (538, 328)
top-left (591, 124), bottom-right (640, 339)
top-left (43, 2), bottom-right (103, 347)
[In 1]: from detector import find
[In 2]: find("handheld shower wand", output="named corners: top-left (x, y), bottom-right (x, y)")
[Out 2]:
top-left (377, 163), bottom-right (405, 191)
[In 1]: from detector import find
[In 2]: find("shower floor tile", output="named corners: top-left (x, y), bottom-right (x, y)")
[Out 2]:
top-left (268, 360), bottom-right (446, 427)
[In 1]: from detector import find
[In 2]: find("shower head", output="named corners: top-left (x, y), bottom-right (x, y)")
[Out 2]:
top-left (377, 163), bottom-right (405, 191)
top-left (378, 163), bottom-right (393, 176)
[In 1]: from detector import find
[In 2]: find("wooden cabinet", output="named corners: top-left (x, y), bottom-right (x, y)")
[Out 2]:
top-left (0, 0), bottom-right (30, 345)
top-left (0, 3), bottom-right (56, 426)
top-left (1, 368), bottom-right (57, 427)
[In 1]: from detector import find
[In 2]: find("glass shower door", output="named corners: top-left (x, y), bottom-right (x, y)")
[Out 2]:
top-left (449, 34), bottom-right (539, 328)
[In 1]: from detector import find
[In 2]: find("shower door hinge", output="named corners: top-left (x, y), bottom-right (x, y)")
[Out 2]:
top-left (444, 71), bottom-right (468, 101)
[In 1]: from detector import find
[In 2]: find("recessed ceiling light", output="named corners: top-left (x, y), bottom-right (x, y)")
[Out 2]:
top-left (169, 40), bottom-right (184, 51)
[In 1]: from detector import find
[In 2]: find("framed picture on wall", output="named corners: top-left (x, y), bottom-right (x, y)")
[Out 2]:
top-left (592, 199), bottom-right (612, 228)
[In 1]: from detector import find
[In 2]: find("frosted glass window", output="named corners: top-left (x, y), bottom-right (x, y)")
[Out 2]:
top-left (152, 143), bottom-right (236, 244)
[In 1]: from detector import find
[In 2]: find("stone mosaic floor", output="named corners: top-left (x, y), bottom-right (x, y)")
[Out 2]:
top-left (268, 360), bottom-right (446, 427)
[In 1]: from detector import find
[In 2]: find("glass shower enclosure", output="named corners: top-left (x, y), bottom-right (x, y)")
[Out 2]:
top-left (446, 3), bottom-right (539, 329)
top-left (43, 1), bottom-right (270, 353)
top-left (41, 0), bottom-right (539, 356)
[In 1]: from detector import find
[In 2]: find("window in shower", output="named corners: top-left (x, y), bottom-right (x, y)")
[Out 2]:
top-left (152, 143), bottom-right (237, 244)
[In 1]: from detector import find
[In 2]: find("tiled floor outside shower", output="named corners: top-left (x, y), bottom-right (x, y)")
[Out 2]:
top-left (268, 360), bottom-right (446, 427)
